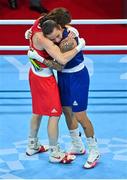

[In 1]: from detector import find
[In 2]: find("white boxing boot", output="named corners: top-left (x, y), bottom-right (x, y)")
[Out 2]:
top-left (69, 130), bottom-right (86, 155)
top-left (49, 144), bottom-right (76, 164)
top-left (69, 140), bottom-right (86, 155)
top-left (84, 137), bottom-right (100, 169)
top-left (26, 137), bottom-right (49, 156)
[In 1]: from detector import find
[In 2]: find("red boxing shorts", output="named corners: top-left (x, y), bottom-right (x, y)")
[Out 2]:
top-left (29, 69), bottom-right (62, 116)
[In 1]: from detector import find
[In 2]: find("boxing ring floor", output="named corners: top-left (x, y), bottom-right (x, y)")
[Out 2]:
top-left (0, 54), bottom-right (127, 179)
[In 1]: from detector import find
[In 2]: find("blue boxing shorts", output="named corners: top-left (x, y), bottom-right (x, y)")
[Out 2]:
top-left (57, 66), bottom-right (90, 112)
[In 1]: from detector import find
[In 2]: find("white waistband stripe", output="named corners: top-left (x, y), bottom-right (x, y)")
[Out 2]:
top-left (62, 61), bottom-right (85, 73)
top-left (31, 65), bottom-right (53, 77)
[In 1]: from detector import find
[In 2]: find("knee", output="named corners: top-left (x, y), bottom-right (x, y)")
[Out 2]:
top-left (74, 112), bottom-right (82, 121)
top-left (32, 114), bottom-right (42, 121)
top-left (74, 111), bottom-right (88, 123)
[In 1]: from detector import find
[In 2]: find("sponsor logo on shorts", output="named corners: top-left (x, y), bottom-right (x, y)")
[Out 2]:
top-left (51, 108), bottom-right (58, 113)
top-left (73, 101), bottom-right (78, 106)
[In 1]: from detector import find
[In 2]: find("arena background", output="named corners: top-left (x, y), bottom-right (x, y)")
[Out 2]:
top-left (0, 0), bottom-right (127, 179)
top-left (0, 0), bottom-right (127, 54)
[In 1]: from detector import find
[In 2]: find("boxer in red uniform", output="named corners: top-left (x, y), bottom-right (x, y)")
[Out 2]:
top-left (29, 17), bottom-right (62, 116)
top-left (26, 10), bottom-right (85, 164)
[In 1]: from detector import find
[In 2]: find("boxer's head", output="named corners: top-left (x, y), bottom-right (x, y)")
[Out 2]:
top-left (40, 7), bottom-right (71, 28)
top-left (41, 20), bottom-right (63, 43)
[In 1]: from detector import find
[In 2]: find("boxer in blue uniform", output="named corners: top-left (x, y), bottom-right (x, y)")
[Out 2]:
top-left (57, 27), bottom-right (100, 168)
top-left (58, 28), bottom-right (89, 113)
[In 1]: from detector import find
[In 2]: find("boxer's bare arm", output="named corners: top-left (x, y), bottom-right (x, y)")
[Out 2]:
top-left (31, 32), bottom-right (63, 71)
top-left (42, 38), bottom-right (76, 70)
top-left (43, 59), bottom-right (64, 71)
top-left (32, 32), bottom-right (79, 65)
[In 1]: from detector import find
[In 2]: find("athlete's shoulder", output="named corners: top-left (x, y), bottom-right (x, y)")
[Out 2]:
top-left (32, 16), bottom-right (44, 32)
top-left (65, 25), bottom-right (79, 37)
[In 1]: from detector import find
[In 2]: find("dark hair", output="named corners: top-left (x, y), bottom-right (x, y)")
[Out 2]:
top-left (40, 7), bottom-right (71, 28)
top-left (41, 20), bottom-right (60, 36)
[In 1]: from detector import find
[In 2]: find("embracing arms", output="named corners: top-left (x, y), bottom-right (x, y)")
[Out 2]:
top-left (32, 32), bottom-right (85, 65)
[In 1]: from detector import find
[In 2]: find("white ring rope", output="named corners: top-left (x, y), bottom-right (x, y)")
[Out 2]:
top-left (0, 45), bottom-right (127, 51)
top-left (0, 19), bottom-right (127, 51)
top-left (0, 19), bottom-right (127, 25)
